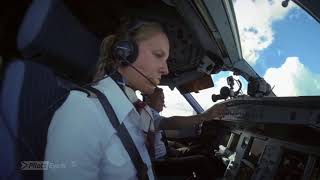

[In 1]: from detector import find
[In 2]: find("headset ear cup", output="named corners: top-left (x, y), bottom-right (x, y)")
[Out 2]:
top-left (112, 40), bottom-right (139, 66)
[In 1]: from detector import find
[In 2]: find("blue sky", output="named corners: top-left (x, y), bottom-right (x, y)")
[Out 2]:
top-left (256, 7), bottom-right (320, 75)
top-left (162, 0), bottom-right (320, 116)
top-left (230, 0), bottom-right (320, 97)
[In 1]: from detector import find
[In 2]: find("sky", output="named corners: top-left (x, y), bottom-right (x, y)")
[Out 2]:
top-left (233, 0), bottom-right (320, 97)
top-left (161, 0), bottom-right (320, 117)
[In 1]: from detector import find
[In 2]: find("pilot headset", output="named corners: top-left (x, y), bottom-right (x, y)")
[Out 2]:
top-left (111, 19), bottom-right (156, 66)
top-left (93, 19), bottom-right (161, 84)
top-left (110, 19), bottom-right (167, 89)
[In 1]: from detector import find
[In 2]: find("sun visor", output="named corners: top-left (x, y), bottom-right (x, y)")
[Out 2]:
top-left (179, 75), bottom-right (214, 93)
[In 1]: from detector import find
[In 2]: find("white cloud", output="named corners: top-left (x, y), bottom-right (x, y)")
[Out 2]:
top-left (233, 0), bottom-right (297, 65)
top-left (160, 87), bottom-right (195, 117)
top-left (264, 57), bottom-right (320, 96)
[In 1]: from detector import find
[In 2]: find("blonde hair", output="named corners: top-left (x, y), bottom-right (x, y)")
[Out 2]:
top-left (93, 21), bottom-right (165, 81)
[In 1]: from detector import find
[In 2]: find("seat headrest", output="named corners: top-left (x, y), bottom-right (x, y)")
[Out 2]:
top-left (17, 0), bottom-right (101, 82)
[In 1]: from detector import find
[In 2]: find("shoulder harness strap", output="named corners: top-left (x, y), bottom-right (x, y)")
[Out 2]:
top-left (85, 86), bottom-right (149, 180)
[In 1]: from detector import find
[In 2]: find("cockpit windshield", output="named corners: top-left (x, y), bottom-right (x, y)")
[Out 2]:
top-left (233, 0), bottom-right (320, 96)
top-left (163, 0), bottom-right (320, 115)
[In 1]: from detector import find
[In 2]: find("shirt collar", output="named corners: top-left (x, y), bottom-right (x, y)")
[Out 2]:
top-left (123, 86), bottom-right (139, 103)
top-left (110, 71), bottom-right (139, 103)
top-left (93, 77), bottom-right (135, 124)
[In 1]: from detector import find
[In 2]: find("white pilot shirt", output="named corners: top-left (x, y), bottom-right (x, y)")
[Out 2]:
top-left (44, 77), bottom-right (155, 180)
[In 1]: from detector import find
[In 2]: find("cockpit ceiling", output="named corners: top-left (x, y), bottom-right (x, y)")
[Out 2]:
top-left (1, 0), bottom-right (319, 90)
top-left (0, 0), bottom-right (223, 88)
top-left (62, 0), bottom-right (320, 90)
top-left (62, 0), bottom-right (220, 89)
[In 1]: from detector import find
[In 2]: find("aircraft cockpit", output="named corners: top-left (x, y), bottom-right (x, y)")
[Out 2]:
top-left (0, 0), bottom-right (319, 179)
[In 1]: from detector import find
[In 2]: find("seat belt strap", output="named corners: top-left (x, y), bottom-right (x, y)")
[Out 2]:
top-left (86, 86), bottom-right (149, 180)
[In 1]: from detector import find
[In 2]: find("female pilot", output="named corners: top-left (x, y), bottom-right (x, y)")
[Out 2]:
top-left (44, 20), bottom-right (169, 180)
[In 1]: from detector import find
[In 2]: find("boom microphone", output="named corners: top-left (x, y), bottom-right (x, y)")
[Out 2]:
top-left (126, 61), bottom-right (159, 89)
